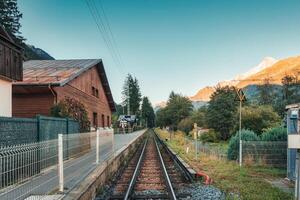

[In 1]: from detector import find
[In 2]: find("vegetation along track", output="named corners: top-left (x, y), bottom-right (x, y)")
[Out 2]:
top-left (108, 129), bottom-right (192, 200)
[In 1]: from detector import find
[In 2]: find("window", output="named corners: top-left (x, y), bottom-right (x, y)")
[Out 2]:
top-left (93, 112), bottom-right (98, 127)
top-left (92, 87), bottom-right (95, 96)
top-left (92, 86), bottom-right (99, 98)
top-left (107, 116), bottom-right (110, 127)
top-left (102, 114), bottom-right (105, 127)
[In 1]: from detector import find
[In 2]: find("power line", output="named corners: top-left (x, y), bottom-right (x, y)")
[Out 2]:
top-left (88, 0), bottom-right (122, 67)
top-left (84, 0), bottom-right (125, 74)
top-left (97, 0), bottom-right (125, 68)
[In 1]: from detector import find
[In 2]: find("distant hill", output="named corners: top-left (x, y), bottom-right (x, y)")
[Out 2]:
top-left (23, 44), bottom-right (54, 60)
top-left (242, 84), bottom-right (283, 103)
top-left (154, 99), bottom-right (207, 112)
top-left (190, 86), bottom-right (215, 102)
top-left (191, 56), bottom-right (300, 102)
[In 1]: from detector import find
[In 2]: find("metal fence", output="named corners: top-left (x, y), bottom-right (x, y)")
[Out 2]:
top-left (183, 138), bottom-right (227, 160)
top-left (0, 128), bottom-right (114, 200)
top-left (183, 137), bottom-right (287, 168)
top-left (242, 141), bottom-right (287, 168)
top-left (0, 116), bottom-right (79, 146)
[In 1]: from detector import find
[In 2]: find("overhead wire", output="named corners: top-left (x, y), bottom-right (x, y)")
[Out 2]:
top-left (97, 0), bottom-right (125, 68)
top-left (83, 0), bottom-right (125, 74)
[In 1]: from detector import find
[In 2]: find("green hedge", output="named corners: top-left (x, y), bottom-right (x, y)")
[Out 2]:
top-left (227, 129), bottom-right (259, 160)
top-left (261, 127), bottom-right (287, 141)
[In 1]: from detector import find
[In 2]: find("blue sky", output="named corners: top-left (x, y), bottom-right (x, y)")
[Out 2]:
top-left (18, 0), bottom-right (300, 104)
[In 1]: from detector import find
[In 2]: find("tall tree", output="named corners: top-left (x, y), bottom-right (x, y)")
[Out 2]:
top-left (257, 78), bottom-right (274, 105)
top-left (0, 0), bottom-right (24, 43)
top-left (240, 105), bottom-right (280, 134)
top-left (122, 74), bottom-right (142, 115)
top-left (206, 86), bottom-right (238, 140)
top-left (155, 92), bottom-right (193, 130)
top-left (274, 75), bottom-right (300, 117)
top-left (141, 97), bottom-right (155, 128)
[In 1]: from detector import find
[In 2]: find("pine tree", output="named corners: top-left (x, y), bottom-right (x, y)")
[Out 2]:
top-left (206, 86), bottom-right (238, 140)
top-left (141, 97), bottom-right (155, 128)
top-left (0, 0), bottom-right (24, 43)
top-left (122, 74), bottom-right (142, 116)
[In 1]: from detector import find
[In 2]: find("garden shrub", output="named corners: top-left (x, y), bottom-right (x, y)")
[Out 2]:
top-left (50, 97), bottom-right (90, 132)
top-left (200, 130), bottom-right (219, 143)
top-left (261, 126), bottom-right (287, 141)
top-left (227, 129), bottom-right (259, 160)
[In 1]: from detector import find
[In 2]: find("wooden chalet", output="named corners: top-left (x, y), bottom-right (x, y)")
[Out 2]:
top-left (0, 25), bottom-right (23, 117)
top-left (0, 26), bottom-right (23, 81)
top-left (12, 59), bottom-right (115, 128)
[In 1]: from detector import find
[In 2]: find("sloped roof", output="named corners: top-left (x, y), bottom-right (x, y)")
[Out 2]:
top-left (0, 25), bottom-right (14, 44)
top-left (15, 59), bottom-right (100, 85)
top-left (14, 59), bottom-right (115, 111)
top-left (0, 25), bottom-right (23, 51)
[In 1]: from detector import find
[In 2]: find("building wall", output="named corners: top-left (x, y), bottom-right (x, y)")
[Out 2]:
top-left (54, 66), bottom-right (112, 127)
top-left (0, 78), bottom-right (12, 117)
top-left (12, 93), bottom-right (54, 118)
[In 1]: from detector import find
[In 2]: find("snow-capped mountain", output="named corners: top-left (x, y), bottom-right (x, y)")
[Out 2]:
top-left (191, 57), bottom-right (278, 102)
top-left (235, 57), bottom-right (277, 81)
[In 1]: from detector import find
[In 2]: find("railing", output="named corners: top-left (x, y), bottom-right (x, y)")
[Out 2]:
top-left (114, 126), bottom-right (144, 134)
top-left (0, 128), bottom-right (114, 200)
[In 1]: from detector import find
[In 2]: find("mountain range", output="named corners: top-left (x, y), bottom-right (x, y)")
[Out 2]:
top-left (191, 55), bottom-right (300, 102)
top-left (23, 44), bottom-right (55, 60)
top-left (155, 55), bottom-right (300, 111)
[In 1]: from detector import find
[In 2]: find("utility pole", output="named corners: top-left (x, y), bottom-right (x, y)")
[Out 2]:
top-left (239, 100), bottom-right (242, 167)
top-left (235, 88), bottom-right (246, 167)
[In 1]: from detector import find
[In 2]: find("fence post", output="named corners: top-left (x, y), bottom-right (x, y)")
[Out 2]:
top-left (111, 128), bottom-right (115, 156)
top-left (37, 115), bottom-right (41, 142)
top-left (58, 134), bottom-right (64, 193)
top-left (96, 129), bottom-right (100, 164)
top-left (240, 140), bottom-right (243, 167)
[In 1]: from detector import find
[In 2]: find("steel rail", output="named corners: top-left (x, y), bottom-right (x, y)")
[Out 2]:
top-left (124, 139), bottom-right (148, 200)
top-left (153, 130), bottom-right (194, 182)
top-left (154, 136), bottom-right (177, 200)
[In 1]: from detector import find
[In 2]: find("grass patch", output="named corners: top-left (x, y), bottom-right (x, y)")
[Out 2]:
top-left (155, 128), bottom-right (293, 200)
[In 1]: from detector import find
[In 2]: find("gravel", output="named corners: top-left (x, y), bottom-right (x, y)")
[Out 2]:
top-left (96, 183), bottom-right (226, 200)
top-left (134, 189), bottom-right (165, 196)
top-left (177, 183), bottom-right (226, 200)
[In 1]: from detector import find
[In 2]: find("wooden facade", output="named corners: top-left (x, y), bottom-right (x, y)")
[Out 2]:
top-left (53, 67), bottom-right (112, 127)
top-left (12, 60), bottom-right (115, 128)
top-left (0, 26), bottom-right (23, 81)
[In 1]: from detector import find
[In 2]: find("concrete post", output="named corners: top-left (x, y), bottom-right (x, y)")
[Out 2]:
top-left (96, 129), bottom-right (100, 164)
top-left (111, 128), bottom-right (115, 156)
top-left (58, 134), bottom-right (64, 193)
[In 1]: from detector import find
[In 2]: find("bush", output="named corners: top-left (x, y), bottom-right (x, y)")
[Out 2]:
top-left (50, 97), bottom-right (90, 132)
top-left (261, 126), bottom-right (287, 141)
top-left (178, 117), bottom-right (193, 134)
top-left (227, 129), bottom-right (259, 160)
top-left (200, 130), bottom-right (219, 143)
top-left (240, 105), bottom-right (281, 134)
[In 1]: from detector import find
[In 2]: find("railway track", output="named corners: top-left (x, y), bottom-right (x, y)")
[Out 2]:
top-left (109, 130), bottom-right (191, 200)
